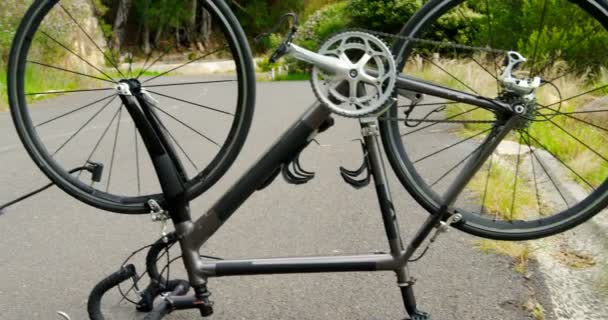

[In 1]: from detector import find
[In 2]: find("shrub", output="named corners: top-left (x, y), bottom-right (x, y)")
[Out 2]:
top-left (349, 0), bottom-right (420, 34)
top-left (294, 1), bottom-right (352, 51)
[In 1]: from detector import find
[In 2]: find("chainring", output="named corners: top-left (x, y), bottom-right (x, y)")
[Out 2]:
top-left (311, 30), bottom-right (397, 118)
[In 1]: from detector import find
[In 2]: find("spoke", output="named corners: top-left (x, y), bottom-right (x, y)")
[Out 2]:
top-left (540, 109), bottom-right (608, 116)
top-left (542, 116), bottom-right (608, 164)
top-left (530, 0), bottom-right (549, 77)
top-left (146, 90), bottom-right (234, 116)
top-left (39, 30), bottom-right (115, 82)
top-left (510, 134), bottom-right (524, 219)
top-left (106, 106), bottom-right (124, 192)
top-left (142, 47), bottom-right (229, 84)
top-left (430, 143), bottom-right (484, 187)
top-left (152, 105), bottom-right (220, 147)
top-left (36, 94), bottom-right (116, 128)
top-left (525, 131), bottom-right (595, 190)
top-left (539, 104), bottom-right (608, 134)
top-left (77, 104), bottom-right (124, 180)
top-left (414, 128), bottom-right (492, 164)
top-left (137, 45), bottom-right (173, 79)
top-left (27, 61), bottom-right (116, 84)
top-left (401, 107), bottom-right (481, 137)
top-left (421, 56), bottom-right (479, 95)
top-left (480, 153), bottom-right (495, 215)
top-left (159, 119), bottom-right (199, 171)
top-left (144, 79), bottom-right (238, 88)
top-left (26, 87), bottom-right (114, 96)
top-left (482, 0), bottom-right (500, 91)
top-left (58, 4), bottom-right (125, 78)
top-left (134, 125), bottom-right (141, 196)
top-left (469, 55), bottom-right (499, 82)
top-left (525, 137), bottom-right (543, 216)
top-left (522, 132), bottom-right (570, 208)
top-left (52, 96), bottom-right (118, 156)
top-left (540, 83), bottom-right (608, 109)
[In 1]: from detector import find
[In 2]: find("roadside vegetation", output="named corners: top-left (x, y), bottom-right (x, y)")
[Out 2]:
top-left (476, 239), bottom-right (532, 274)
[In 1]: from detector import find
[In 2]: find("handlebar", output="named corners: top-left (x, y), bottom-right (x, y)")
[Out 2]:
top-left (88, 264), bottom-right (137, 320)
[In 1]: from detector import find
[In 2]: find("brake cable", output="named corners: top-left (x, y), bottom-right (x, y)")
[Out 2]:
top-left (0, 162), bottom-right (103, 214)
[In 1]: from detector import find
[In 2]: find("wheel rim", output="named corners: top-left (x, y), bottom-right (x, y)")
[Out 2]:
top-left (383, 0), bottom-right (608, 239)
top-left (9, 0), bottom-right (254, 213)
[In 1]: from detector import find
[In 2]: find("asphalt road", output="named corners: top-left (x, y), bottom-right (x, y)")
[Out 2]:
top-left (0, 80), bottom-right (553, 320)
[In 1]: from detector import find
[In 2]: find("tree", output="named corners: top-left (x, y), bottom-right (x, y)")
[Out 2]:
top-left (112, 0), bottom-right (132, 51)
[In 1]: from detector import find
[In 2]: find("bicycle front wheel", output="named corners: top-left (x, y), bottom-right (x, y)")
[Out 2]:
top-left (8, 0), bottom-right (255, 214)
top-left (382, 0), bottom-right (608, 240)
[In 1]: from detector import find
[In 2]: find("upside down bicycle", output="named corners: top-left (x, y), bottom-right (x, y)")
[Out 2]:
top-left (7, 0), bottom-right (608, 319)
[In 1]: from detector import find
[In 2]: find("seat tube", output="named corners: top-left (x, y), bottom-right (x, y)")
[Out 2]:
top-left (361, 119), bottom-right (424, 318)
top-left (361, 119), bottom-right (405, 256)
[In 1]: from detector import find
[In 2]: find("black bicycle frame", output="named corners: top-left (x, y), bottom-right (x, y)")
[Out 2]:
top-left (116, 71), bottom-right (518, 318)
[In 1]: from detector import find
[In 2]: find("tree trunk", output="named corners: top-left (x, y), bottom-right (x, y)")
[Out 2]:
top-left (199, 2), bottom-right (212, 49)
top-left (113, 0), bottom-right (133, 52)
top-left (142, 23), bottom-right (151, 55)
top-left (186, 0), bottom-right (198, 49)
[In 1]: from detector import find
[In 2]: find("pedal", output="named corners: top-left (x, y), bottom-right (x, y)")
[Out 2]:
top-left (282, 151), bottom-right (315, 185)
top-left (339, 140), bottom-right (371, 189)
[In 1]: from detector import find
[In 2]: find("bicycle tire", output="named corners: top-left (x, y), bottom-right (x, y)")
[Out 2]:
top-left (382, 0), bottom-right (608, 240)
top-left (8, 0), bottom-right (256, 214)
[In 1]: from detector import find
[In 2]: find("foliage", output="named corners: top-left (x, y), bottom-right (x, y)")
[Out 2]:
top-left (349, 0), bottom-right (420, 34)
top-left (294, 1), bottom-right (352, 51)
top-left (469, 0), bottom-right (608, 75)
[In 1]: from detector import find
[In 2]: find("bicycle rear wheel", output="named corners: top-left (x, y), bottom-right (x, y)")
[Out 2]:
top-left (8, 0), bottom-right (255, 214)
top-left (382, 0), bottom-right (608, 240)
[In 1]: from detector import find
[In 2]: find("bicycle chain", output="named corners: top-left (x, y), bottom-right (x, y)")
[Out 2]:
top-left (379, 118), bottom-right (496, 124)
top-left (365, 28), bottom-right (507, 125)
top-left (301, 27), bottom-right (509, 56)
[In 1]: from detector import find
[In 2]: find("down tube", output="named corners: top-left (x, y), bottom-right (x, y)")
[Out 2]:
top-left (183, 102), bottom-right (331, 252)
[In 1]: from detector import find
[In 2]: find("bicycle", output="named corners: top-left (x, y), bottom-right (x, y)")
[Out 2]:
top-left (6, 0), bottom-right (608, 319)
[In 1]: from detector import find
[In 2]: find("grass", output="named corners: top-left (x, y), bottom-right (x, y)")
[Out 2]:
top-left (273, 72), bottom-right (311, 81)
top-left (1, 65), bottom-right (87, 110)
top-left (0, 65), bottom-right (164, 111)
top-left (468, 158), bottom-right (538, 221)
top-left (530, 302), bottom-right (546, 320)
top-left (476, 239), bottom-right (532, 274)
top-left (553, 249), bottom-right (596, 269)
top-left (0, 68), bottom-right (7, 111)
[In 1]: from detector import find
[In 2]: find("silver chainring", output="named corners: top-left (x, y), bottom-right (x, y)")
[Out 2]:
top-left (311, 30), bottom-right (397, 118)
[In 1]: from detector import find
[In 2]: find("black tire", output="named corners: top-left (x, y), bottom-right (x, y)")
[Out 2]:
top-left (381, 0), bottom-right (608, 240)
top-left (8, 0), bottom-right (255, 214)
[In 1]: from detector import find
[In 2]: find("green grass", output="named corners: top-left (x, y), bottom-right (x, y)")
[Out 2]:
top-left (468, 159), bottom-right (538, 220)
top-left (273, 73), bottom-right (311, 81)
top-left (0, 68), bottom-right (7, 111)
top-left (0, 66), bottom-right (163, 111)
top-left (476, 240), bottom-right (532, 274)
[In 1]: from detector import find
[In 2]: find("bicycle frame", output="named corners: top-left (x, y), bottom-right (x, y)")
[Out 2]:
top-left (114, 65), bottom-right (518, 318)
